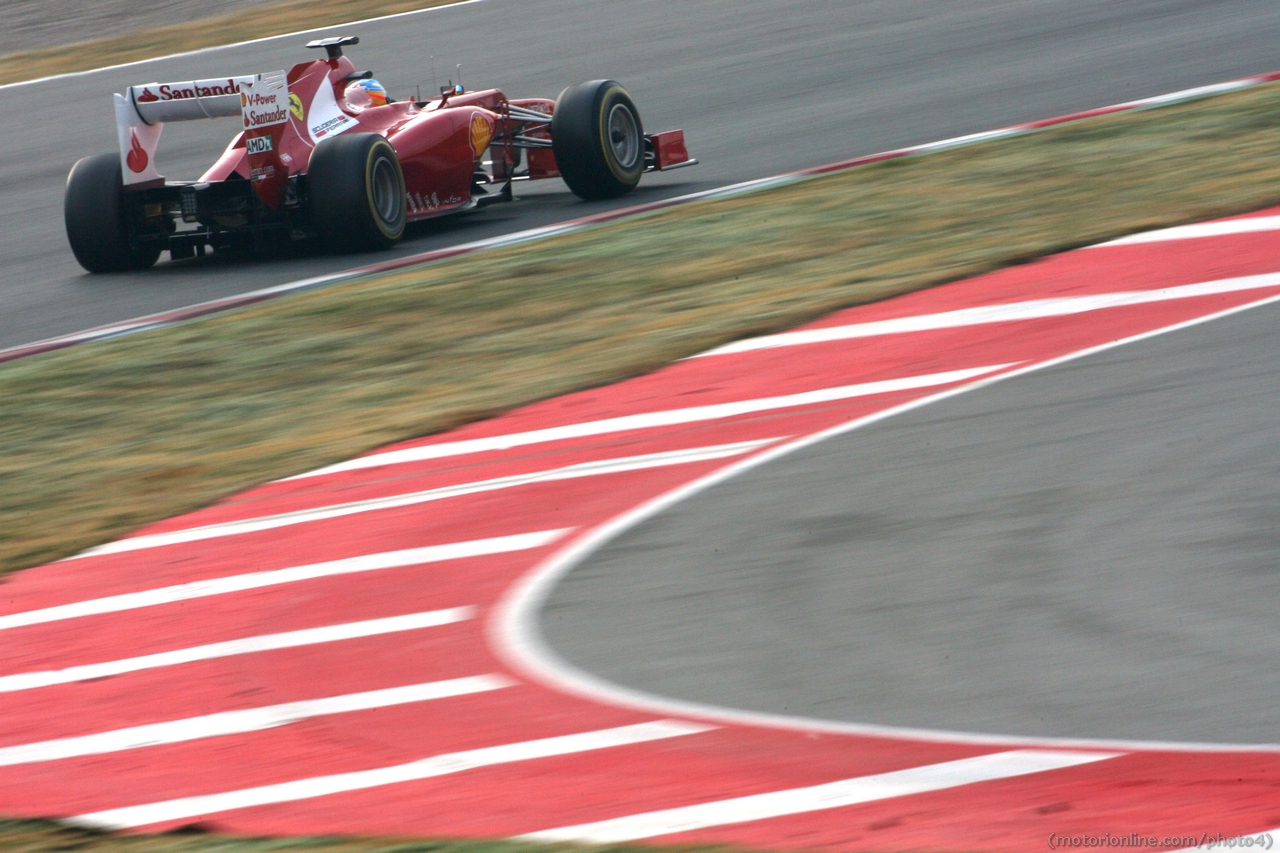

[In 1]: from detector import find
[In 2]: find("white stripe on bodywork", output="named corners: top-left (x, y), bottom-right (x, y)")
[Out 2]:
top-left (520, 749), bottom-right (1121, 843)
top-left (695, 272), bottom-right (1280, 357)
top-left (76, 440), bottom-right (776, 557)
top-left (72, 720), bottom-right (715, 830)
top-left (0, 607), bottom-right (472, 694)
top-left (289, 365), bottom-right (1008, 480)
top-left (0, 675), bottom-right (513, 766)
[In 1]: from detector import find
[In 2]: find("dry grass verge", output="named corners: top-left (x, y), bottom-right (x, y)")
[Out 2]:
top-left (0, 818), bottom-right (755, 853)
top-left (0, 0), bottom-right (463, 86)
top-left (1, 82), bottom-right (1279, 577)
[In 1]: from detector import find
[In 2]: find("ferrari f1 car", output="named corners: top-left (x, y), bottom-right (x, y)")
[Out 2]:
top-left (64, 36), bottom-right (696, 272)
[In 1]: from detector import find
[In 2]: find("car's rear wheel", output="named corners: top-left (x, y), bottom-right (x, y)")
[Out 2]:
top-left (551, 80), bottom-right (644, 200)
top-left (64, 153), bottom-right (161, 273)
top-left (307, 133), bottom-right (406, 252)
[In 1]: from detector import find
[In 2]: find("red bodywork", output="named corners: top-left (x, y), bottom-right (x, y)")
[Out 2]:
top-left (199, 54), bottom-right (567, 219)
top-left (94, 49), bottom-right (696, 265)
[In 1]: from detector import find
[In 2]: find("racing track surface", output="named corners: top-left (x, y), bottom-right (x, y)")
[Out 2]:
top-left (4, 0), bottom-right (1280, 349)
top-left (543, 293), bottom-right (1280, 745)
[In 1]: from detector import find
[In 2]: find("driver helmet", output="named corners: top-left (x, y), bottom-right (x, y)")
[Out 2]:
top-left (345, 78), bottom-right (389, 109)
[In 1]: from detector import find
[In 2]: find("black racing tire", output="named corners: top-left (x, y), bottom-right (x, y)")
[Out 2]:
top-left (64, 153), bottom-right (160, 273)
top-left (551, 80), bottom-right (645, 201)
top-left (306, 133), bottom-right (406, 252)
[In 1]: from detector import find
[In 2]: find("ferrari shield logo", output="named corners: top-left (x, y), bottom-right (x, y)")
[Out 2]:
top-left (470, 112), bottom-right (492, 155)
top-left (289, 92), bottom-right (304, 121)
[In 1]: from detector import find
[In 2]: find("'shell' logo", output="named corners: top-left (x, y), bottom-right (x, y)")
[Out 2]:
top-left (470, 113), bottom-right (492, 155)
top-left (126, 131), bottom-right (148, 173)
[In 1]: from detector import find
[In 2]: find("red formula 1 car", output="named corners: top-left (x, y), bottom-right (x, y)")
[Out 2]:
top-left (64, 36), bottom-right (696, 272)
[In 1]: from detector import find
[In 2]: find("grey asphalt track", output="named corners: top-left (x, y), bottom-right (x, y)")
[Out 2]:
top-left (543, 299), bottom-right (1280, 745)
top-left (1, 0), bottom-right (275, 55)
top-left (4, 0), bottom-right (1280, 349)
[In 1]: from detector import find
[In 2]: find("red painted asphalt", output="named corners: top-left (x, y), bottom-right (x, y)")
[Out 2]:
top-left (1, 208), bottom-right (1278, 849)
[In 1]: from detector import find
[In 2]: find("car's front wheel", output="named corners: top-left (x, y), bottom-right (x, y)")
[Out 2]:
top-left (551, 80), bottom-right (645, 201)
top-left (307, 133), bottom-right (406, 252)
top-left (64, 153), bottom-right (161, 273)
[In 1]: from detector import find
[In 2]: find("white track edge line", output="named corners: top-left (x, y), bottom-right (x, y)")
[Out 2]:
top-left (75, 439), bottom-right (775, 557)
top-left (2, 529), bottom-right (567, 630)
top-left (1092, 215), bottom-right (1280, 247)
top-left (290, 366), bottom-right (1007, 479)
top-left (490, 291), bottom-right (1280, 754)
top-left (0, 0), bottom-right (486, 91)
top-left (693, 272), bottom-right (1280, 357)
top-left (519, 748), bottom-right (1121, 843)
top-left (0, 674), bottom-right (514, 767)
top-left (69, 719), bottom-right (714, 830)
top-left (0, 606), bottom-right (473, 694)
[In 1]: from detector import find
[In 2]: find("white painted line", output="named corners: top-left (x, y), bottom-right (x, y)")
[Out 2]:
top-left (72, 719), bottom-right (714, 830)
top-left (695, 272), bottom-right (1280, 357)
top-left (492, 290), bottom-right (1280, 754)
top-left (0, 674), bottom-right (513, 767)
top-left (0, 1), bottom-right (486, 91)
top-left (1093, 215), bottom-right (1280, 247)
top-left (77, 440), bottom-right (778, 558)
top-left (520, 748), bottom-right (1120, 843)
top-left (291, 365), bottom-right (1010, 481)
top-left (0, 607), bottom-right (472, 695)
top-left (1123, 78), bottom-right (1255, 107)
top-left (6, 530), bottom-right (564, 631)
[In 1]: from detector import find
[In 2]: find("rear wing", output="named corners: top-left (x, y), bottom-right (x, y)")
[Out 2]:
top-left (114, 72), bottom-right (285, 187)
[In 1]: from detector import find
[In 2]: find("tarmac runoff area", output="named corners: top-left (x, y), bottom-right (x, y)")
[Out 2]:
top-left (0, 209), bottom-right (1276, 848)
top-left (544, 267), bottom-right (1280, 746)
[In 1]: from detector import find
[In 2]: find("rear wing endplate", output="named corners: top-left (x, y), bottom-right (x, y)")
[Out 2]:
top-left (114, 72), bottom-right (284, 187)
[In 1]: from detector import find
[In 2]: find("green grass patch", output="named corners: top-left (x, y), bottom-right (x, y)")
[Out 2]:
top-left (0, 818), bottom-right (761, 853)
top-left (2, 82), bottom-right (1280, 576)
top-left (0, 0), bottom-right (465, 86)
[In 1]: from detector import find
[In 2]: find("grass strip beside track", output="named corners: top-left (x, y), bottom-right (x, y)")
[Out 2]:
top-left (0, 818), bottom-right (746, 853)
top-left (3, 82), bottom-right (1280, 577)
top-left (0, 0), bottom-right (465, 86)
